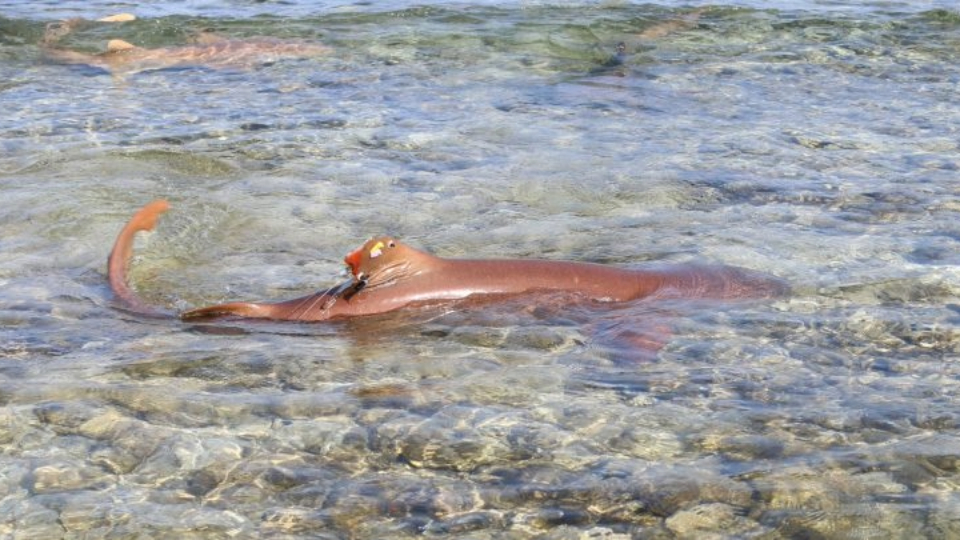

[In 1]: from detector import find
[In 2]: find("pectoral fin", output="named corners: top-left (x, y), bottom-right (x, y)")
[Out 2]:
top-left (98, 13), bottom-right (137, 23)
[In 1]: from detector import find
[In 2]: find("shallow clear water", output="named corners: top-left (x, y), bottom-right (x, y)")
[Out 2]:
top-left (2, 1), bottom-right (960, 538)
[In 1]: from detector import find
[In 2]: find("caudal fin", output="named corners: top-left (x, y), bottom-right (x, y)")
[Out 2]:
top-left (107, 199), bottom-right (172, 316)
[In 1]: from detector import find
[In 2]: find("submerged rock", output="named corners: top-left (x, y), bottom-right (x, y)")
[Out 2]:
top-left (29, 460), bottom-right (112, 494)
top-left (666, 503), bottom-right (773, 539)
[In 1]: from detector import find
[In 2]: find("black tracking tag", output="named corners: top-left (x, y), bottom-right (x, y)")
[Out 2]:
top-left (342, 278), bottom-right (367, 301)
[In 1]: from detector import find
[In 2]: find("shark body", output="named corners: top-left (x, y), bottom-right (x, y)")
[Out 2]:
top-left (44, 36), bottom-right (330, 76)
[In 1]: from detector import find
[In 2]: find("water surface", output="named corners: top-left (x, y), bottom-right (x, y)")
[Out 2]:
top-left (1, 1), bottom-right (960, 538)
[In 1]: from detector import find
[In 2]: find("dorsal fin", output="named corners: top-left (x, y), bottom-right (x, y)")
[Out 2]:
top-left (107, 39), bottom-right (137, 52)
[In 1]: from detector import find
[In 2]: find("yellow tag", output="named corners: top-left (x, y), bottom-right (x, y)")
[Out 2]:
top-left (369, 241), bottom-right (384, 259)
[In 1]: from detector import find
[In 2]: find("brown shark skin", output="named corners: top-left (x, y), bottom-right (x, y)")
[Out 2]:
top-left (108, 201), bottom-right (788, 323)
top-left (43, 33), bottom-right (329, 76)
top-left (107, 199), bottom-right (172, 317)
